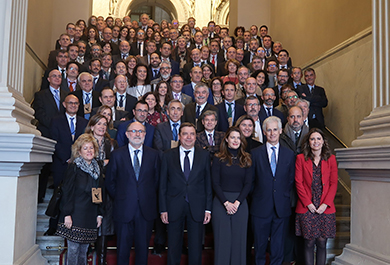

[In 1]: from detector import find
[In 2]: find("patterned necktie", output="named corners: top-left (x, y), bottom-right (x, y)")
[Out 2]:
top-left (85, 93), bottom-right (91, 104)
top-left (208, 133), bottom-right (213, 146)
top-left (227, 102), bottom-right (233, 118)
top-left (196, 105), bottom-right (201, 118)
top-left (183, 150), bottom-right (191, 180)
top-left (271, 146), bottom-right (277, 176)
top-left (134, 150), bottom-right (140, 180)
top-left (70, 117), bottom-right (75, 136)
top-left (174, 93), bottom-right (179, 100)
top-left (53, 89), bottom-right (60, 110)
top-left (295, 132), bottom-right (300, 144)
top-left (119, 95), bottom-right (124, 107)
top-left (172, 123), bottom-right (178, 141)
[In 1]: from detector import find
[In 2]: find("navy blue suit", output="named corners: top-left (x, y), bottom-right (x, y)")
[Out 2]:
top-left (296, 84), bottom-right (328, 128)
top-left (216, 101), bottom-right (245, 132)
top-left (106, 145), bottom-right (160, 265)
top-left (170, 59), bottom-right (180, 76)
top-left (50, 114), bottom-right (88, 186)
top-left (116, 119), bottom-right (155, 147)
top-left (182, 83), bottom-right (214, 105)
top-left (259, 105), bottom-right (286, 128)
top-left (251, 144), bottom-right (295, 265)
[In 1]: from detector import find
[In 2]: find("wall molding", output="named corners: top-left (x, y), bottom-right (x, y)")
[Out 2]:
top-left (302, 27), bottom-right (372, 69)
top-left (25, 42), bottom-right (46, 70)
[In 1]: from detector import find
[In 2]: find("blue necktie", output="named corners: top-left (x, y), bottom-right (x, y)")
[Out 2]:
top-left (271, 146), bottom-right (277, 176)
top-left (134, 150), bottom-right (140, 180)
top-left (70, 117), bottom-right (75, 136)
top-left (172, 123), bottom-right (178, 141)
top-left (53, 90), bottom-right (60, 110)
top-left (196, 105), bottom-right (201, 118)
top-left (183, 150), bottom-right (191, 180)
top-left (84, 93), bottom-right (91, 120)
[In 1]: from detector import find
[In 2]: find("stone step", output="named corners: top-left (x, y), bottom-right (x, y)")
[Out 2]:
top-left (37, 215), bottom-right (50, 232)
top-left (336, 216), bottom-right (350, 232)
top-left (36, 231), bottom-right (65, 251)
top-left (326, 248), bottom-right (343, 264)
top-left (38, 203), bottom-right (49, 216)
top-left (41, 250), bottom-right (61, 265)
top-left (327, 232), bottom-right (350, 250)
top-left (335, 204), bottom-right (351, 217)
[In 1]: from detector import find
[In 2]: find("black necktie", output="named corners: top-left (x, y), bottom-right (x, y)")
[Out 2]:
top-left (266, 107), bottom-right (272, 117)
top-left (196, 105), bottom-right (201, 118)
top-left (183, 151), bottom-right (191, 180)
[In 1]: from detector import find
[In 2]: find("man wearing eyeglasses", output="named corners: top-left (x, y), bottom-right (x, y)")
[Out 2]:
top-left (60, 62), bottom-right (80, 93)
top-left (170, 75), bottom-right (192, 105)
top-left (130, 29), bottom-right (147, 56)
top-left (272, 69), bottom-right (290, 107)
top-left (55, 23), bottom-right (75, 50)
top-left (151, 61), bottom-right (173, 90)
top-left (116, 100), bottom-right (155, 147)
top-left (106, 121), bottom-right (160, 265)
top-left (259, 88), bottom-right (286, 127)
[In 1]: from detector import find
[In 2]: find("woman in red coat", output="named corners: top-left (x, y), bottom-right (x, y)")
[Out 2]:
top-left (295, 128), bottom-right (338, 265)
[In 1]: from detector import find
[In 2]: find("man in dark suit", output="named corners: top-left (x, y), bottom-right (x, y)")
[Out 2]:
top-left (33, 69), bottom-right (68, 205)
top-left (195, 110), bottom-right (225, 159)
top-left (152, 99), bottom-right (184, 254)
top-left (183, 82), bottom-right (218, 132)
top-left (106, 121), bottom-right (160, 265)
top-left (90, 87), bottom-right (129, 128)
top-left (89, 59), bottom-right (110, 92)
top-left (113, 75), bottom-right (137, 117)
top-left (160, 42), bottom-right (180, 76)
top-left (289, 67), bottom-right (304, 89)
top-left (251, 116), bottom-right (295, 265)
top-left (182, 49), bottom-right (203, 84)
top-left (112, 40), bottom-right (131, 64)
top-left (296, 68), bottom-right (328, 128)
top-left (153, 100), bottom-right (184, 157)
top-left (259, 88), bottom-right (286, 127)
top-left (182, 67), bottom-right (213, 105)
top-left (159, 122), bottom-right (212, 265)
top-left (272, 69), bottom-right (290, 106)
top-left (48, 34), bottom-right (71, 69)
top-left (216, 81), bottom-right (245, 132)
top-left (130, 28), bottom-right (147, 56)
top-left (41, 50), bottom-right (70, 90)
top-left (116, 100), bottom-right (155, 147)
top-left (99, 27), bottom-right (120, 55)
top-left (60, 62), bottom-right (80, 93)
top-left (71, 72), bottom-right (101, 120)
top-left (170, 75), bottom-right (192, 105)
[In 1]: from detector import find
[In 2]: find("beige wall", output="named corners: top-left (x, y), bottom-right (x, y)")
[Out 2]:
top-left (271, 0), bottom-right (371, 66)
top-left (229, 0), bottom-right (270, 33)
top-left (307, 31), bottom-right (372, 146)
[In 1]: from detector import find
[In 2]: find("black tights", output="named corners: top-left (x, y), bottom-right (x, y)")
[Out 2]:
top-left (304, 237), bottom-right (327, 265)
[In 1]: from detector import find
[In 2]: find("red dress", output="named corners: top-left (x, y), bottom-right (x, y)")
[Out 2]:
top-left (146, 110), bottom-right (168, 127)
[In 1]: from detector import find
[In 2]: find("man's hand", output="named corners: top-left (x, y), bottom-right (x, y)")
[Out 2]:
top-left (161, 212), bottom-right (169, 224)
top-left (203, 212), bottom-right (211, 224)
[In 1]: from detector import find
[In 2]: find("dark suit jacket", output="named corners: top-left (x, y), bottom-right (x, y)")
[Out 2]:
top-left (153, 121), bottom-right (175, 157)
top-left (195, 130), bottom-right (225, 159)
top-left (60, 79), bottom-right (80, 93)
top-left (296, 84), bottom-right (328, 128)
top-left (171, 47), bottom-right (191, 65)
top-left (183, 102), bottom-right (219, 132)
top-left (32, 88), bottom-right (67, 138)
top-left (114, 93), bottom-right (137, 118)
top-left (99, 41), bottom-right (120, 55)
top-left (70, 89), bottom-right (101, 118)
top-left (106, 145), bottom-right (160, 222)
top-left (93, 76), bottom-right (110, 93)
top-left (160, 58), bottom-right (180, 76)
top-left (50, 114), bottom-right (88, 185)
top-left (130, 41), bottom-right (147, 56)
top-left (182, 83), bottom-right (214, 105)
top-left (159, 147), bottom-right (213, 222)
top-left (259, 105), bottom-right (286, 128)
top-left (251, 144), bottom-right (295, 218)
top-left (216, 101), bottom-right (246, 132)
top-left (182, 62), bottom-right (205, 84)
top-left (216, 61), bottom-right (228, 77)
top-left (40, 67), bottom-right (66, 91)
top-left (116, 119), bottom-right (155, 147)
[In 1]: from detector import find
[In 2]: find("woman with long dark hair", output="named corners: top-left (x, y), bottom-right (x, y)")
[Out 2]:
top-left (142, 92), bottom-right (168, 127)
top-left (295, 128), bottom-right (338, 265)
top-left (127, 64), bottom-right (152, 100)
top-left (212, 127), bottom-right (252, 265)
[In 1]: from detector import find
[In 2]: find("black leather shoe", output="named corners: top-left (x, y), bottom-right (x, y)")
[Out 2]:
top-left (152, 244), bottom-right (165, 255)
top-left (44, 227), bottom-right (56, 236)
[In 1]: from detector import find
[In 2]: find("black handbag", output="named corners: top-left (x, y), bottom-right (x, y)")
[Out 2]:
top-left (45, 184), bottom-right (62, 218)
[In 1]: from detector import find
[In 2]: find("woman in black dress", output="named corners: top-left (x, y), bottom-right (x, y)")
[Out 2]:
top-left (235, 115), bottom-right (262, 152)
top-left (85, 114), bottom-right (118, 265)
top-left (56, 134), bottom-right (103, 265)
top-left (212, 127), bottom-right (253, 265)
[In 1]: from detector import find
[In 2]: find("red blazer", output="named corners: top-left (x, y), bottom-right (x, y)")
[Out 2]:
top-left (295, 154), bottom-right (338, 214)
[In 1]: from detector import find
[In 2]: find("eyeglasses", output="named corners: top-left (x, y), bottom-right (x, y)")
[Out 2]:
top-left (69, 67), bottom-right (78, 71)
top-left (127, 129), bottom-right (146, 133)
top-left (137, 32), bottom-right (145, 35)
top-left (287, 95), bottom-right (298, 99)
top-left (92, 49), bottom-right (101, 52)
top-left (161, 67), bottom-right (171, 70)
top-left (171, 80), bottom-right (183, 84)
top-left (246, 103), bottom-right (259, 107)
top-left (65, 101), bottom-right (79, 105)
top-left (135, 109), bottom-right (148, 113)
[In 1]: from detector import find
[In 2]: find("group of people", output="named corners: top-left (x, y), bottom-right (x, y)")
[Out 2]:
top-left (32, 13), bottom-right (337, 265)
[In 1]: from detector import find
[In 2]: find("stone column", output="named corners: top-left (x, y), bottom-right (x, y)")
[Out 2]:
top-left (0, 0), bottom-right (55, 264)
top-left (333, 0), bottom-right (390, 264)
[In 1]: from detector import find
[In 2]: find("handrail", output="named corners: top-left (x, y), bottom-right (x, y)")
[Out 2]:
top-left (26, 42), bottom-right (47, 70)
top-left (324, 126), bottom-right (351, 195)
top-left (324, 126), bottom-right (349, 149)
